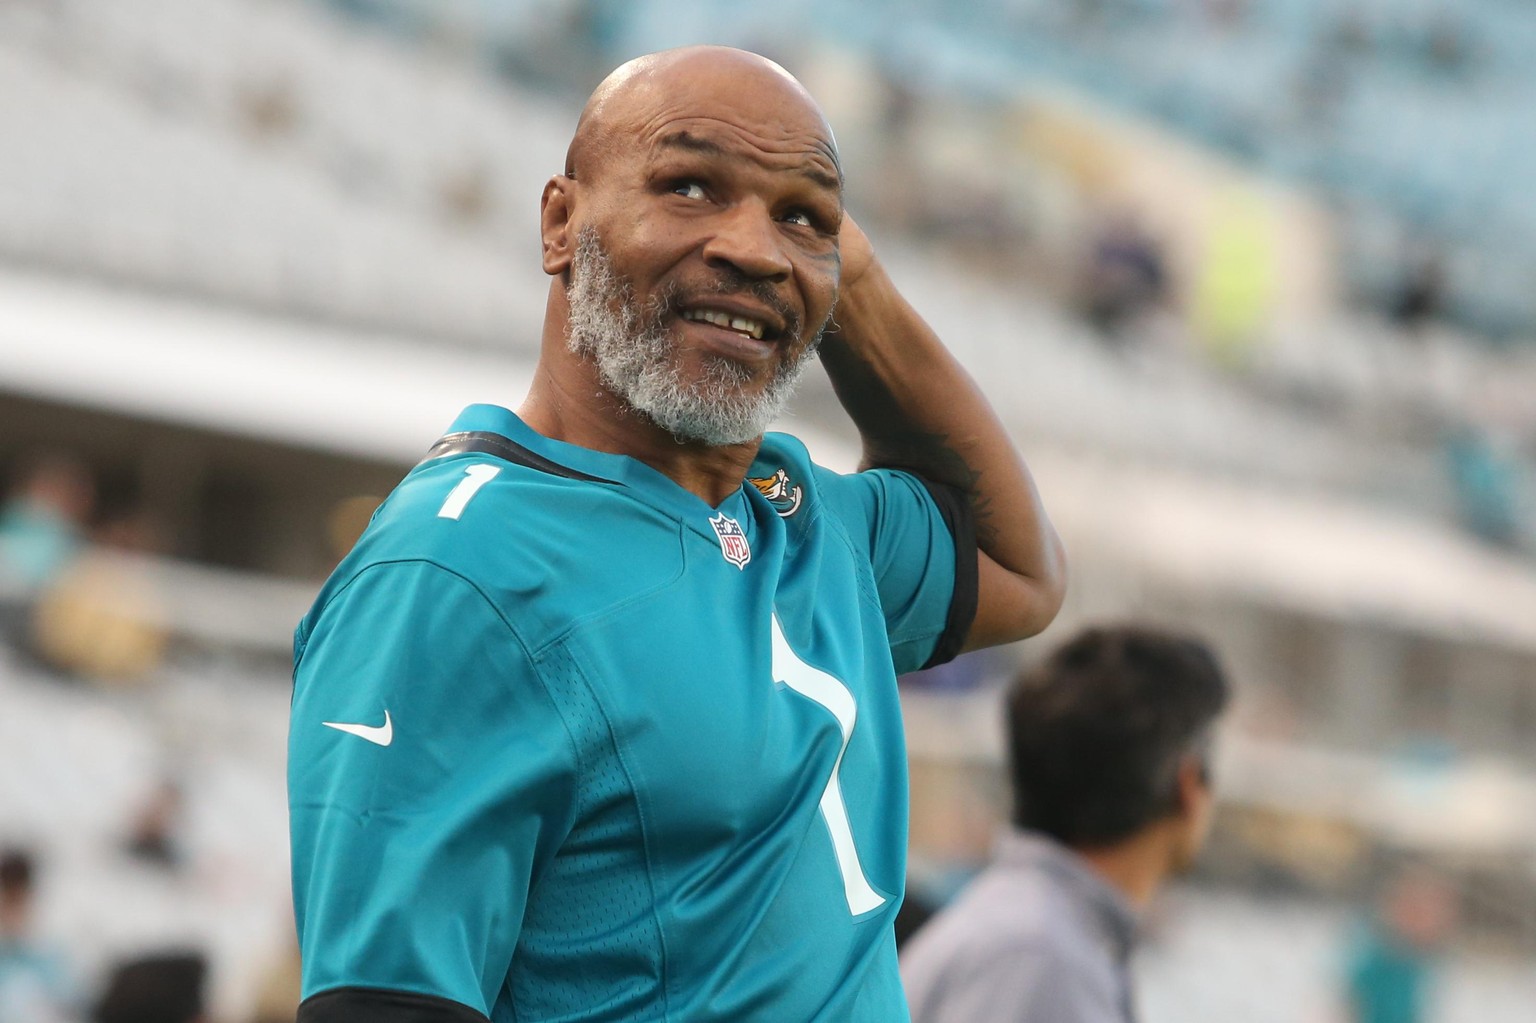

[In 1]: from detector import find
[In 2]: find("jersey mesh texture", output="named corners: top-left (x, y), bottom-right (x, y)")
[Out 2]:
top-left (507, 643), bottom-right (667, 1022)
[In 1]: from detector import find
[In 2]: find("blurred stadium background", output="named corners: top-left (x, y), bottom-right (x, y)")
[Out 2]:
top-left (1, 0), bottom-right (1534, 1020)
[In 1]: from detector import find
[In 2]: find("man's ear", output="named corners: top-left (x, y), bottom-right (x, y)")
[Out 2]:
top-left (1174, 756), bottom-right (1206, 817)
top-left (541, 175), bottom-right (576, 276)
top-left (1165, 754), bottom-right (1216, 873)
top-left (1178, 753), bottom-right (1217, 838)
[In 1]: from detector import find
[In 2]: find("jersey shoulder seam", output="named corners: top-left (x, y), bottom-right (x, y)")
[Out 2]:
top-left (800, 481), bottom-right (885, 615)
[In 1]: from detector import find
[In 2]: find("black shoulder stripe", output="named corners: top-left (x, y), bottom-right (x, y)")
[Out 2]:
top-left (422, 430), bottom-right (616, 484)
top-left (298, 987), bottom-right (488, 1023)
top-left (914, 477), bottom-right (979, 670)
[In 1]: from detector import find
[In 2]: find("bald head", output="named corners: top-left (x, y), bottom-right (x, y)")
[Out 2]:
top-left (565, 46), bottom-right (839, 184)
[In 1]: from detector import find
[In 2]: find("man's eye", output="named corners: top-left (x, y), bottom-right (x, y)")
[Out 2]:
top-left (781, 210), bottom-right (814, 227)
top-left (672, 181), bottom-right (707, 200)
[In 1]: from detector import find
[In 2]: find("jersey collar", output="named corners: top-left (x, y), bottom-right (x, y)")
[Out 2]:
top-left (441, 404), bottom-right (757, 526)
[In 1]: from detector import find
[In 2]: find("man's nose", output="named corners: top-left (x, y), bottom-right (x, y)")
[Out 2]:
top-left (702, 201), bottom-right (793, 281)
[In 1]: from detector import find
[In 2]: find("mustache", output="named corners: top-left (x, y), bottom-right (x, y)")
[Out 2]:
top-left (656, 270), bottom-right (802, 340)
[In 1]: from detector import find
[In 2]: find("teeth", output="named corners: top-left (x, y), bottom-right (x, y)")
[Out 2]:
top-left (684, 308), bottom-right (766, 340)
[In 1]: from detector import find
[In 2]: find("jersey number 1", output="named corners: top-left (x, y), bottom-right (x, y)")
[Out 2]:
top-left (771, 615), bottom-right (887, 916)
top-left (438, 464), bottom-right (501, 520)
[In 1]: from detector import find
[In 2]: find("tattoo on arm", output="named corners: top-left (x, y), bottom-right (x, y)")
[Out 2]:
top-left (822, 342), bottom-right (1000, 548)
top-left (970, 489), bottom-right (998, 550)
top-left (865, 429), bottom-right (998, 549)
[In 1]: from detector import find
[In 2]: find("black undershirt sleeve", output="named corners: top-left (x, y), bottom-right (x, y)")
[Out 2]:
top-left (298, 988), bottom-right (488, 1023)
top-left (912, 477), bottom-right (979, 670)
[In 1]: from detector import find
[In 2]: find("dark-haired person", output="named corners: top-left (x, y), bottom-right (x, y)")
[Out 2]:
top-left (288, 45), bottom-right (1065, 1023)
top-left (901, 625), bottom-right (1230, 1023)
top-left (95, 953), bottom-right (207, 1023)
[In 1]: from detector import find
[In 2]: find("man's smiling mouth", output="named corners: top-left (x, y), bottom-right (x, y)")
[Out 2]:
top-left (681, 307), bottom-right (768, 341)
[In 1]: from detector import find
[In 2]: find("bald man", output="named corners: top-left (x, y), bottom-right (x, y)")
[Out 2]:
top-left (288, 47), bottom-right (1065, 1023)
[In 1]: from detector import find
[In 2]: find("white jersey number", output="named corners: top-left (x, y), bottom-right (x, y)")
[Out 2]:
top-left (437, 464), bottom-right (500, 520)
top-left (771, 615), bottom-right (887, 916)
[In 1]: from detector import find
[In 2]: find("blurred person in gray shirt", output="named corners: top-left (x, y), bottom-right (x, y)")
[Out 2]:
top-left (901, 625), bottom-right (1230, 1023)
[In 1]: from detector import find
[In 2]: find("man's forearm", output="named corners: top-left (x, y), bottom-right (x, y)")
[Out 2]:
top-left (820, 259), bottom-right (1066, 646)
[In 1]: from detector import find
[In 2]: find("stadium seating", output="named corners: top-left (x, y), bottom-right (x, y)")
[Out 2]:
top-left (0, 0), bottom-right (560, 346)
top-left (895, 0), bottom-right (1536, 334)
top-left (0, 643), bottom-right (294, 1017)
top-left (3, 0), bottom-right (1532, 539)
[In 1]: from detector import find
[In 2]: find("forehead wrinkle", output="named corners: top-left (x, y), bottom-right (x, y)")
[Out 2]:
top-left (645, 120), bottom-right (842, 192)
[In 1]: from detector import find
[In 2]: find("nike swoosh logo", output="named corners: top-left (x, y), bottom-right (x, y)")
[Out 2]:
top-left (322, 710), bottom-right (393, 747)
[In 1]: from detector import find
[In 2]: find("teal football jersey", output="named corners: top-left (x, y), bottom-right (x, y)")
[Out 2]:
top-left (289, 404), bottom-right (976, 1023)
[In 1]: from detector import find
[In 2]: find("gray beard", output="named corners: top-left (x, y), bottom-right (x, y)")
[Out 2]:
top-left (565, 228), bottom-right (822, 446)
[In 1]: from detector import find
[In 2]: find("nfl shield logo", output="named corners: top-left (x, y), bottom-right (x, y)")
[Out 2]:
top-left (709, 513), bottom-right (751, 570)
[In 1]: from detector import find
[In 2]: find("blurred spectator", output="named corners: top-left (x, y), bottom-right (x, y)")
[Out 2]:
top-left (1389, 250), bottom-right (1446, 334)
top-left (1423, 16), bottom-right (1471, 76)
top-left (94, 953), bottom-right (207, 1023)
top-left (1442, 424), bottom-right (1523, 550)
top-left (0, 454), bottom-right (95, 595)
top-left (0, 846), bottom-right (79, 1023)
top-left (124, 780), bottom-right (188, 872)
top-left (1341, 867), bottom-right (1457, 1023)
top-left (1078, 210), bottom-right (1171, 344)
top-left (30, 506), bottom-right (170, 686)
top-left (901, 625), bottom-right (1231, 1023)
